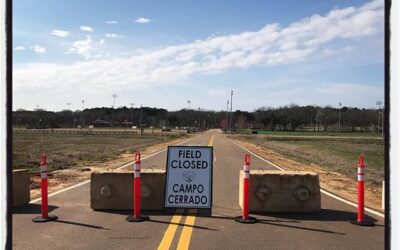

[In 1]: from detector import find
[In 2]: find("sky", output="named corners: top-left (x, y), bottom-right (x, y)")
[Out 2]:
top-left (13, 0), bottom-right (384, 112)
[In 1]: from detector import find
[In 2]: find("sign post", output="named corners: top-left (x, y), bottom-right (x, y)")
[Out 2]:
top-left (164, 146), bottom-right (213, 214)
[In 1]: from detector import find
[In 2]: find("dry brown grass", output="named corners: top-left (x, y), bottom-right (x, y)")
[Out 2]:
top-left (13, 132), bottom-right (187, 173)
top-left (28, 135), bottom-right (192, 200)
top-left (231, 136), bottom-right (384, 212)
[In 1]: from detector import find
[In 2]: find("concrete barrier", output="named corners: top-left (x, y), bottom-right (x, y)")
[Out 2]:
top-left (13, 169), bottom-right (30, 207)
top-left (90, 169), bottom-right (165, 210)
top-left (239, 170), bottom-right (320, 213)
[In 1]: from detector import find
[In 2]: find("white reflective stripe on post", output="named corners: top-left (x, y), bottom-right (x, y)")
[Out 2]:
top-left (41, 166), bottom-right (47, 179)
top-left (41, 172), bottom-right (48, 179)
top-left (357, 167), bottom-right (365, 181)
top-left (244, 165), bottom-right (250, 171)
top-left (244, 172), bottom-right (250, 179)
top-left (134, 163), bottom-right (141, 178)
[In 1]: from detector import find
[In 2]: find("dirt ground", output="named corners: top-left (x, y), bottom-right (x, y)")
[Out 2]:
top-left (30, 136), bottom-right (191, 200)
top-left (231, 138), bottom-right (384, 213)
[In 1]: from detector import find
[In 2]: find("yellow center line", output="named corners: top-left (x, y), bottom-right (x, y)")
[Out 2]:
top-left (177, 135), bottom-right (214, 249)
top-left (208, 134), bottom-right (214, 146)
top-left (157, 209), bottom-right (184, 250)
top-left (177, 209), bottom-right (197, 250)
top-left (157, 134), bottom-right (214, 250)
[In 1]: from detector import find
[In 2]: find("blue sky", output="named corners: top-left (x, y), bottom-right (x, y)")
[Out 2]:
top-left (13, 0), bottom-right (384, 111)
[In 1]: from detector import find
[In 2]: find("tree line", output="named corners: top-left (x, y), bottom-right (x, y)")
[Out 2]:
top-left (12, 104), bottom-right (383, 132)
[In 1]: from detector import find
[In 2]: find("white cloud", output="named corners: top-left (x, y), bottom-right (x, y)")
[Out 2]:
top-left (14, 46), bottom-right (26, 51)
top-left (51, 29), bottom-right (70, 38)
top-left (135, 17), bottom-right (152, 23)
top-left (106, 20), bottom-right (117, 24)
top-left (100, 39), bottom-right (105, 45)
top-left (68, 35), bottom-right (102, 59)
top-left (15, 0), bottom-right (383, 92)
top-left (32, 44), bottom-right (46, 54)
top-left (105, 33), bottom-right (125, 38)
top-left (80, 26), bottom-right (93, 32)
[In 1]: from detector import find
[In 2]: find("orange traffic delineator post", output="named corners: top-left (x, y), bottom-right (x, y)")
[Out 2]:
top-left (350, 156), bottom-right (374, 226)
top-left (33, 154), bottom-right (58, 223)
top-left (126, 152), bottom-right (150, 222)
top-left (235, 154), bottom-right (257, 224)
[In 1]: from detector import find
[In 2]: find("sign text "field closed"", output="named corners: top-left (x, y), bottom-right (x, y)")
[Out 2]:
top-left (164, 146), bottom-right (213, 209)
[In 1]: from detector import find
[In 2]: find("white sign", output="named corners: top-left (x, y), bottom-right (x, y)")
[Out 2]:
top-left (164, 146), bottom-right (213, 209)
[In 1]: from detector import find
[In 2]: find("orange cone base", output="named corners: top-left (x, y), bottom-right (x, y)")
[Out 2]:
top-left (126, 215), bottom-right (150, 222)
top-left (235, 216), bottom-right (257, 224)
top-left (32, 215), bottom-right (58, 223)
top-left (350, 220), bottom-right (374, 227)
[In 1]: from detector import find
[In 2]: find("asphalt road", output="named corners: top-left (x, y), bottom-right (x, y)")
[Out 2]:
top-left (13, 129), bottom-right (384, 249)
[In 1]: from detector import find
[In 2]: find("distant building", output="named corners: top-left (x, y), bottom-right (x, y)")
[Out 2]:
top-left (93, 119), bottom-right (111, 127)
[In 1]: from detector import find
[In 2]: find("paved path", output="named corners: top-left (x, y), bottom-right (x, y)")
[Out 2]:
top-left (13, 129), bottom-right (384, 249)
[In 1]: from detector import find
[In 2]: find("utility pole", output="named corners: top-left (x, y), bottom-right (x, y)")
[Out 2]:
top-left (81, 100), bottom-right (84, 110)
top-left (140, 105), bottom-right (143, 135)
top-left (338, 102), bottom-right (342, 132)
top-left (229, 90), bottom-right (233, 133)
top-left (226, 100), bottom-right (229, 132)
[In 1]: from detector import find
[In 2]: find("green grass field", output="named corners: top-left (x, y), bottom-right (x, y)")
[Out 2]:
top-left (13, 132), bottom-right (186, 173)
top-left (233, 135), bottom-right (384, 186)
top-left (239, 129), bottom-right (382, 137)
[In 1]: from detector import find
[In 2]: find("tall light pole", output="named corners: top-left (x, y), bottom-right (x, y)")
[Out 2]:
top-left (187, 100), bottom-right (191, 128)
top-left (130, 103), bottom-right (135, 125)
top-left (111, 94), bottom-right (117, 108)
top-left (66, 102), bottom-right (72, 127)
top-left (111, 94), bottom-right (117, 127)
top-left (140, 104), bottom-right (143, 135)
top-left (338, 102), bottom-right (342, 132)
top-left (226, 100), bottom-right (229, 131)
top-left (376, 101), bottom-right (382, 135)
top-left (229, 90), bottom-right (233, 133)
top-left (81, 100), bottom-right (85, 127)
top-left (35, 105), bottom-right (40, 128)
